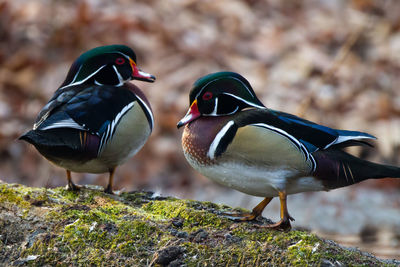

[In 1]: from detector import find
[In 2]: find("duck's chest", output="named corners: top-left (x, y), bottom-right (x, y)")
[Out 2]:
top-left (182, 116), bottom-right (232, 166)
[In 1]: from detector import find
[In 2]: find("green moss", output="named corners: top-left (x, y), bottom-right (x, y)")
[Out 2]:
top-left (22, 197), bottom-right (162, 265)
top-left (181, 237), bottom-right (281, 265)
top-left (143, 198), bottom-right (229, 228)
top-left (286, 239), bottom-right (321, 265)
top-left (57, 189), bottom-right (83, 202)
top-left (1, 183), bottom-right (397, 266)
top-left (0, 184), bottom-right (32, 210)
top-left (56, 217), bottom-right (161, 264)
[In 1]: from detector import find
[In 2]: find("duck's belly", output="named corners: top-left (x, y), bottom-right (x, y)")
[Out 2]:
top-left (184, 153), bottom-right (324, 197)
top-left (55, 158), bottom-right (112, 173)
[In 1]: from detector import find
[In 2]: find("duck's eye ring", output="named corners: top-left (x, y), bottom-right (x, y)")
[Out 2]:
top-left (202, 92), bottom-right (213, 101)
top-left (115, 57), bottom-right (125, 65)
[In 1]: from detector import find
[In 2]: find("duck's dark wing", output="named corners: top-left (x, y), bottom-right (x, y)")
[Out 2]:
top-left (208, 108), bottom-right (375, 165)
top-left (28, 84), bottom-right (142, 157)
top-left (36, 85), bottom-right (135, 132)
top-left (267, 109), bottom-right (375, 151)
top-left (206, 108), bottom-right (399, 189)
top-left (234, 109), bottom-right (375, 152)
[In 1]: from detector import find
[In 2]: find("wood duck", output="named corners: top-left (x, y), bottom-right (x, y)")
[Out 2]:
top-left (20, 45), bottom-right (155, 194)
top-left (177, 71), bottom-right (400, 230)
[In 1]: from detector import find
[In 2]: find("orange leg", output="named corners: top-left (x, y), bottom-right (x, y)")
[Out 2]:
top-left (66, 170), bottom-right (80, 191)
top-left (260, 191), bottom-right (294, 230)
top-left (104, 167), bottom-right (116, 194)
top-left (222, 197), bottom-right (273, 221)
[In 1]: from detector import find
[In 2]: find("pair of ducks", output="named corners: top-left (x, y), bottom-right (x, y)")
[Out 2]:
top-left (20, 45), bottom-right (400, 229)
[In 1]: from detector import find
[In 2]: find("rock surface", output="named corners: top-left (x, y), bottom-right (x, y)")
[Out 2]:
top-left (0, 182), bottom-right (399, 266)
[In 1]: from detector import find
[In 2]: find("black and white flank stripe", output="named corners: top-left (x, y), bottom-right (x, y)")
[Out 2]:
top-left (97, 101), bottom-right (135, 155)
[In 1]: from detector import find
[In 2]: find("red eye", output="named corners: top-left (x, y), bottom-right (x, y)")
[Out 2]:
top-left (202, 92), bottom-right (213, 101)
top-left (115, 57), bottom-right (125, 65)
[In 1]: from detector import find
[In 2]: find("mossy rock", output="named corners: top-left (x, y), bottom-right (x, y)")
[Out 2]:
top-left (0, 182), bottom-right (398, 266)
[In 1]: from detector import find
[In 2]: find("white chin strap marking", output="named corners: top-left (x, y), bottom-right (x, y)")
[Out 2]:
top-left (207, 120), bottom-right (235, 160)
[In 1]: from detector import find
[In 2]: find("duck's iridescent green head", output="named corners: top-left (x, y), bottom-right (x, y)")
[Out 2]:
top-left (60, 45), bottom-right (155, 88)
top-left (177, 72), bottom-right (265, 128)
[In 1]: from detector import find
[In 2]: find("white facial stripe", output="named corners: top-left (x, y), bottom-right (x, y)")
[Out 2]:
top-left (116, 51), bottom-right (130, 58)
top-left (208, 97), bottom-right (218, 115)
top-left (203, 104), bottom-right (239, 117)
top-left (71, 64), bottom-right (83, 84)
top-left (112, 65), bottom-right (125, 86)
top-left (207, 120), bottom-right (235, 160)
top-left (195, 79), bottom-right (215, 100)
top-left (60, 65), bottom-right (107, 89)
top-left (229, 76), bottom-right (255, 97)
top-left (195, 75), bottom-right (255, 100)
top-left (104, 51), bottom-right (131, 60)
top-left (64, 50), bottom-right (133, 89)
top-left (226, 105), bottom-right (239, 115)
top-left (222, 93), bottom-right (265, 109)
top-left (135, 94), bottom-right (154, 131)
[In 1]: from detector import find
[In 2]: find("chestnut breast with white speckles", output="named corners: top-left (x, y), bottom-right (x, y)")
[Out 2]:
top-left (182, 116), bottom-right (232, 166)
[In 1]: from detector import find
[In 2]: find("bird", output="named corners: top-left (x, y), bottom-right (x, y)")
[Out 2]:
top-left (177, 71), bottom-right (400, 230)
top-left (20, 45), bottom-right (155, 194)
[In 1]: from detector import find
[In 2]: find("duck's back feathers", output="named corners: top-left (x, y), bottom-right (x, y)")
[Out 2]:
top-left (204, 108), bottom-right (379, 177)
top-left (265, 109), bottom-right (375, 151)
top-left (231, 109), bottom-right (375, 152)
top-left (22, 83), bottom-right (154, 167)
top-left (35, 84), bottom-right (138, 133)
top-left (209, 108), bottom-right (375, 161)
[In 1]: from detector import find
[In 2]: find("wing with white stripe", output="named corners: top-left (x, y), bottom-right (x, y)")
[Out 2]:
top-left (35, 84), bottom-right (143, 154)
top-left (233, 109), bottom-right (376, 154)
top-left (206, 108), bottom-right (377, 174)
top-left (209, 122), bottom-right (315, 173)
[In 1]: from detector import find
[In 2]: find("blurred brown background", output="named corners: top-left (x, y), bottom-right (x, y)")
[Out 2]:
top-left (0, 0), bottom-right (399, 260)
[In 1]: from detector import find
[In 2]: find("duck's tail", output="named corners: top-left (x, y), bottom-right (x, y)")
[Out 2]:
top-left (313, 149), bottom-right (400, 190)
top-left (19, 129), bottom-right (98, 162)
